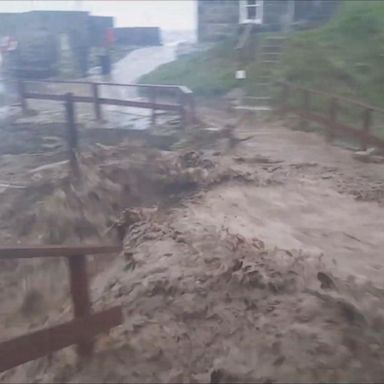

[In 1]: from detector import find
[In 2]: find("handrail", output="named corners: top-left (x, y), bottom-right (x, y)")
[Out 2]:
top-left (277, 80), bottom-right (384, 150)
top-left (19, 79), bottom-right (195, 127)
top-left (278, 80), bottom-right (384, 114)
top-left (17, 78), bottom-right (196, 173)
top-left (24, 92), bottom-right (181, 111)
top-left (0, 306), bottom-right (122, 373)
top-left (22, 79), bottom-right (193, 95)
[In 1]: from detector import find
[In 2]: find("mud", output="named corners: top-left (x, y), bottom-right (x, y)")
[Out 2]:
top-left (2, 107), bottom-right (384, 383)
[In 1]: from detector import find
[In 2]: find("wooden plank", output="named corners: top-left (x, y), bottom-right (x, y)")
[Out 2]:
top-left (280, 82), bottom-right (290, 116)
top-left (362, 107), bottom-right (373, 150)
top-left (24, 92), bottom-right (180, 112)
top-left (68, 255), bottom-right (93, 356)
top-left (92, 83), bottom-right (102, 121)
top-left (286, 107), bottom-right (384, 148)
top-left (18, 80), bottom-right (28, 113)
top-left (0, 245), bottom-right (121, 259)
top-left (24, 79), bottom-right (184, 91)
top-left (65, 93), bottom-right (78, 150)
top-left (285, 108), bottom-right (329, 126)
top-left (24, 92), bottom-right (66, 101)
top-left (24, 79), bottom-right (92, 86)
top-left (99, 82), bottom-right (183, 91)
top-left (150, 88), bottom-right (157, 126)
top-left (97, 97), bottom-right (180, 111)
top-left (299, 89), bottom-right (310, 130)
top-left (279, 81), bottom-right (384, 115)
top-left (327, 97), bottom-right (338, 142)
top-left (64, 92), bottom-right (80, 178)
top-left (0, 306), bottom-right (123, 373)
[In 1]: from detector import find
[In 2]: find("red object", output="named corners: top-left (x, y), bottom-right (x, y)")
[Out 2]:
top-left (105, 28), bottom-right (115, 47)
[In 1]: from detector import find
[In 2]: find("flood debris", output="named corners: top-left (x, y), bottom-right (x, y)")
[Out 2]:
top-left (2, 105), bottom-right (384, 384)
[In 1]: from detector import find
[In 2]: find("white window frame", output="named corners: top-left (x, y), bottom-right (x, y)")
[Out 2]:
top-left (239, 0), bottom-right (264, 25)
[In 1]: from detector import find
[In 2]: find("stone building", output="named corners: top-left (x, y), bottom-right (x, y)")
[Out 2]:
top-left (0, 11), bottom-right (113, 77)
top-left (197, 0), bottom-right (339, 42)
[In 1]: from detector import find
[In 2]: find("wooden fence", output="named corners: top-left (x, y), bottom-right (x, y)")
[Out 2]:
top-left (277, 81), bottom-right (384, 150)
top-left (0, 244), bottom-right (122, 373)
top-left (17, 79), bottom-right (195, 174)
top-left (18, 79), bottom-right (195, 128)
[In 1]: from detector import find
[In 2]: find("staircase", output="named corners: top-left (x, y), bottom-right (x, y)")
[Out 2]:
top-left (235, 34), bottom-right (286, 114)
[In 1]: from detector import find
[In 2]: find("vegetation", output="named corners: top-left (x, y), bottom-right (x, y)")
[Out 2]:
top-left (139, 40), bottom-right (240, 96)
top-left (140, 0), bottom-right (384, 110)
top-left (279, 0), bottom-right (384, 108)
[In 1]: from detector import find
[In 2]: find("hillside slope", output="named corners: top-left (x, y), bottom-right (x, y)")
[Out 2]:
top-left (279, 0), bottom-right (384, 106)
top-left (140, 40), bottom-right (239, 96)
top-left (141, 1), bottom-right (384, 107)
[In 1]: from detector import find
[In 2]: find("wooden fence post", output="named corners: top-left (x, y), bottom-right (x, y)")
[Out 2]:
top-left (65, 93), bottom-right (78, 150)
top-left (150, 88), bottom-right (157, 126)
top-left (362, 107), bottom-right (372, 150)
top-left (189, 94), bottom-right (196, 126)
top-left (17, 79), bottom-right (28, 114)
top-left (179, 91), bottom-right (186, 129)
top-left (64, 92), bottom-right (79, 177)
top-left (92, 83), bottom-right (102, 121)
top-left (299, 89), bottom-right (310, 130)
top-left (67, 254), bottom-right (94, 357)
top-left (327, 97), bottom-right (338, 142)
top-left (280, 82), bottom-right (290, 116)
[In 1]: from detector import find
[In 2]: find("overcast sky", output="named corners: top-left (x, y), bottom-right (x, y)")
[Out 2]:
top-left (0, 0), bottom-right (196, 30)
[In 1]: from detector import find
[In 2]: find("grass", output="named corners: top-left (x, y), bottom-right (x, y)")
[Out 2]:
top-left (140, 0), bottom-right (384, 112)
top-left (278, 0), bottom-right (384, 108)
top-left (139, 40), bottom-right (240, 96)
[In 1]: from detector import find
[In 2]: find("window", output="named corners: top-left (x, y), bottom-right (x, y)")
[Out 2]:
top-left (239, 0), bottom-right (264, 24)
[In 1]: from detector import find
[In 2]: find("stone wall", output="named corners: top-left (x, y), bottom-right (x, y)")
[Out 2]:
top-left (197, 0), bottom-right (239, 42)
top-left (197, 0), bottom-right (294, 42)
top-left (0, 11), bottom-right (91, 43)
top-left (0, 11), bottom-right (114, 50)
top-left (0, 11), bottom-right (114, 77)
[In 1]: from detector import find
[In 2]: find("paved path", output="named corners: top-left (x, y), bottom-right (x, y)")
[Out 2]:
top-left (89, 44), bottom-right (176, 127)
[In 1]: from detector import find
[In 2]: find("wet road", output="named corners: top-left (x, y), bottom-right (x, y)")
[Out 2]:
top-left (89, 43), bottom-right (176, 127)
top-left (4, 43), bottom-right (178, 129)
top-left (113, 44), bottom-right (175, 84)
top-left (91, 44), bottom-right (176, 99)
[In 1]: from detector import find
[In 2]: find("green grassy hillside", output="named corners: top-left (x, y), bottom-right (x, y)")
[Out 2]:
top-left (140, 40), bottom-right (239, 96)
top-left (140, 1), bottom-right (384, 107)
top-left (279, 0), bottom-right (384, 107)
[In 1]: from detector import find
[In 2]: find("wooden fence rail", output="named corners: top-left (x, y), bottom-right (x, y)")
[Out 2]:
top-left (18, 79), bottom-right (195, 128)
top-left (17, 79), bottom-right (195, 175)
top-left (0, 244), bottom-right (122, 373)
top-left (277, 81), bottom-right (384, 150)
